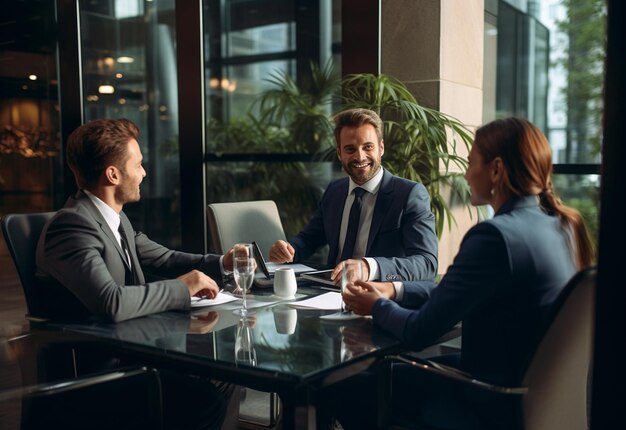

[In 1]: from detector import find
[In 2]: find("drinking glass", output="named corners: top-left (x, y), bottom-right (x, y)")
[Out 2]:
top-left (235, 317), bottom-right (257, 366)
top-left (341, 260), bottom-right (363, 314)
top-left (233, 243), bottom-right (256, 317)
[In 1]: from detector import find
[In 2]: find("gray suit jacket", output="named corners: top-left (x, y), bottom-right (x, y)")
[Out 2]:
top-left (36, 191), bottom-right (223, 322)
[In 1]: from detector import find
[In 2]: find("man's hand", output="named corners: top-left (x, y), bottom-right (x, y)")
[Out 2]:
top-left (340, 324), bottom-right (376, 360)
top-left (331, 258), bottom-right (370, 283)
top-left (343, 280), bottom-right (388, 315)
top-left (223, 248), bottom-right (234, 272)
top-left (188, 311), bottom-right (220, 334)
top-left (269, 240), bottom-right (295, 263)
top-left (178, 269), bottom-right (220, 299)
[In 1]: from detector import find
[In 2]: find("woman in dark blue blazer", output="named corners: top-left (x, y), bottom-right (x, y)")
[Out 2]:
top-left (334, 117), bottom-right (594, 429)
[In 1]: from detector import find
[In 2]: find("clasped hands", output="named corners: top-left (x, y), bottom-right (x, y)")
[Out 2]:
top-left (269, 240), bottom-right (394, 315)
top-left (342, 279), bottom-right (396, 315)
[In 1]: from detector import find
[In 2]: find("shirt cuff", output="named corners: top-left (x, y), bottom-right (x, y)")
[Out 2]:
top-left (364, 257), bottom-right (379, 281)
top-left (393, 281), bottom-right (404, 302)
top-left (219, 255), bottom-right (232, 276)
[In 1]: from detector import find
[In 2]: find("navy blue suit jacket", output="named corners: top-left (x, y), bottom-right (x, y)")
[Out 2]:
top-left (290, 169), bottom-right (438, 281)
top-left (372, 195), bottom-right (577, 385)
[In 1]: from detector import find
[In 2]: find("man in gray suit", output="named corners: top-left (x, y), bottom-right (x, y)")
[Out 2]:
top-left (36, 118), bottom-right (233, 323)
top-left (36, 118), bottom-right (238, 429)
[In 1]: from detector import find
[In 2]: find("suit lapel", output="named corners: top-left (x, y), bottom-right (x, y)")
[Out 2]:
top-left (327, 179), bottom-right (350, 264)
top-left (70, 191), bottom-right (126, 262)
top-left (69, 191), bottom-right (144, 284)
top-left (367, 170), bottom-right (394, 254)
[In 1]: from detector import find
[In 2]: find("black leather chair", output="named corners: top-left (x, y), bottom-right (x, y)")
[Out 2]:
top-left (1, 212), bottom-right (110, 380)
top-left (388, 267), bottom-right (596, 430)
top-left (1, 212), bottom-right (55, 320)
top-left (0, 365), bottom-right (163, 429)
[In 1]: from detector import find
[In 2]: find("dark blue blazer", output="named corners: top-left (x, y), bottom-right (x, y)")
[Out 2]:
top-left (290, 169), bottom-right (438, 281)
top-left (372, 195), bottom-right (577, 385)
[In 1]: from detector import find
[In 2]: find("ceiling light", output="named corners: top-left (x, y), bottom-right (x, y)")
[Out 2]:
top-left (98, 84), bottom-right (115, 94)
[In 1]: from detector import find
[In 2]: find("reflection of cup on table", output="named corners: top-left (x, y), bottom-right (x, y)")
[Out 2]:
top-left (273, 307), bottom-right (298, 334)
top-left (273, 268), bottom-right (297, 298)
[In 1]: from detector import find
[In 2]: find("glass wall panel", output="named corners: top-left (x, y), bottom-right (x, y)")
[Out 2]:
top-left (203, 0), bottom-right (342, 259)
top-left (553, 173), bottom-right (600, 246)
top-left (0, 0), bottom-right (59, 215)
top-left (487, 0), bottom-right (605, 247)
top-left (79, 0), bottom-right (181, 247)
top-left (205, 161), bottom-right (338, 241)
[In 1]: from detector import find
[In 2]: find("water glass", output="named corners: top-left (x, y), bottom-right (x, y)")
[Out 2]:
top-left (233, 243), bottom-right (255, 316)
top-left (341, 260), bottom-right (363, 313)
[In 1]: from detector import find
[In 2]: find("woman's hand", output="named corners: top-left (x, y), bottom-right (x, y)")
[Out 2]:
top-left (343, 280), bottom-right (386, 315)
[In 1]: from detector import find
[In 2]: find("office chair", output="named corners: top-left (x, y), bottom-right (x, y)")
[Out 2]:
top-left (2, 212), bottom-right (116, 381)
top-left (1, 212), bottom-right (56, 320)
top-left (207, 200), bottom-right (286, 259)
top-left (387, 267), bottom-right (596, 430)
top-left (0, 365), bottom-right (163, 430)
top-left (206, 200), bottom-right (285, 428)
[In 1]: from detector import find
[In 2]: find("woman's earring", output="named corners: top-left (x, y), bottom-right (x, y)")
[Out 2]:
top-left (490, 188), bottom-right (495, 196)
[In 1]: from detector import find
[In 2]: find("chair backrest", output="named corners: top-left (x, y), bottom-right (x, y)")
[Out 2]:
top-left (206, 201), bottom-right (286, 258)
top-left (521, 267), bottom-right (596, 430)
top-left (1, 212), bottom-right (55, 318)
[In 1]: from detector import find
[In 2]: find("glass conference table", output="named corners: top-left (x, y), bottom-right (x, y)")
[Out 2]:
top-left (29, 284), bottom-right (409, 429)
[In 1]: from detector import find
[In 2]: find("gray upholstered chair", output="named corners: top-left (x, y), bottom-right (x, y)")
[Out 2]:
top-left (207, 200), bottom-right (286, 260)
top-left (206, 200), bottom-right (286, 428)
top-left (388, 267), bottom-right (596, 430)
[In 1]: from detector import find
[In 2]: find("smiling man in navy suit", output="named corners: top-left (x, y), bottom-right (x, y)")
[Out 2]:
top-left (269, 108), bottom-right (438, 297)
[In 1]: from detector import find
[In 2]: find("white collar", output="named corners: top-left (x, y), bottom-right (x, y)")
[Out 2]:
top-left (83, 189), bottom-right (122, 232)
top-left (348, 167), bottom-right (384, 195)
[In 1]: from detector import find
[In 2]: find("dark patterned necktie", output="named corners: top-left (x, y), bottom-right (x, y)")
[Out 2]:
top-left (340, 187), bottom-right (366, 261)
top-left (119, 223), bottom-right (139, 284)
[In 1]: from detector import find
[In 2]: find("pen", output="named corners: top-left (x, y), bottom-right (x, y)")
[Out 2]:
top-left (199, 288), bottom-right (223, 300)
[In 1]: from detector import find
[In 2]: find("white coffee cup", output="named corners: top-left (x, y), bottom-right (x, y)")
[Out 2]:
top-left (273, 307), bottom-right (298, 334)
top-left (273, 267), bottom-right (297, 297)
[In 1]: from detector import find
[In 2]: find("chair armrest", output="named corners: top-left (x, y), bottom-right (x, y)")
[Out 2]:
top-left (387, 354), bottom-right (528, 395)
top-left (0, 366), bottom-right (160, 401)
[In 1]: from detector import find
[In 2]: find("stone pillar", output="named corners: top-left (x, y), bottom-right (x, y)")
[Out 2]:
top-left (381, 0), bottom-right (485, 273)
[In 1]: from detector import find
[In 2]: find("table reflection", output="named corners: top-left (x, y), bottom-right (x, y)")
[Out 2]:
top-left (48, 290), bottom-right (398, 380)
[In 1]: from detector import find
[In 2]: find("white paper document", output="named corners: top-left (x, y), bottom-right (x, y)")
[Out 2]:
top-left (190, 291), bottom-right (240, 308)
top-left (288, 292), bottom-right (342, 310)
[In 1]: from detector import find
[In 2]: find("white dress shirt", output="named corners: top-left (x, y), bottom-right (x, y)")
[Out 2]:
top-left (337, 167), bottom-right (384, 281)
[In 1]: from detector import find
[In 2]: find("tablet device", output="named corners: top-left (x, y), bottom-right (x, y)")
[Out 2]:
top-left (252, 241), bottom-right (272, 279)
top-left (300, 269), bottom-right (337, 288)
